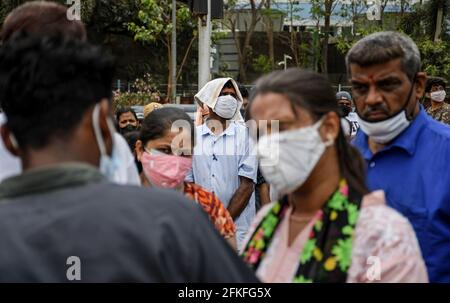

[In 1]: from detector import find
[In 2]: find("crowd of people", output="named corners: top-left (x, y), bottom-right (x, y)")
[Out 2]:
top-left (0, 1), bottom-right (449, 283)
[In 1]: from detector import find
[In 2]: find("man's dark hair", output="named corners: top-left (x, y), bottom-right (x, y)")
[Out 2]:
top-left (346, 31), bottom-right (421, 81)
top-left (140, 107), bottom-right (194, 147)
top-left (116, 107), bottom-right (138, 122)
top-left (223, 80), bottom-right (235, 89)
top-left (0, 1), bottom-right (87, 43)
top-left (251, 68), bottom-right (369, 197)
top-left (0, 35), bottom-right (115, 149)
top-left (336, 91), bottom-right (352, 102)
top-left (425, 77), bottom-right (447, 93)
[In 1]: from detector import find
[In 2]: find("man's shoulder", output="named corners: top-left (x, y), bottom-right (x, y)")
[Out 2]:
top-left (422, 113), bottom-right (450, 141)
top-left (347, 112), bottom-right (359, 122)
top-left (93, 183), bottom-right (196, 213)
top-left (426, 103), bottom-right (450, 115)
top-left (440, 104), bottom-right (450, 123)
top-left (233, 121), bottom-right (249, 130)
top-left (352, 129), bottom-right (367, 148)
top-left (231, 121), bottom-right (252, 138)
top-left (0, 182), bottom-right (196, 217)
top-left (442, 103), bottom-right (450, 111)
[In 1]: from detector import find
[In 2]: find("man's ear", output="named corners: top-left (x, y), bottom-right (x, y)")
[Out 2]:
top-left (98, 99), bottom-right (114, 156)
top-left (135, 139), bottom-right (143, 161)
top-left (415, 72), bottom-right (427, 100)
top-left (1, 125), bottom-right (20, 157)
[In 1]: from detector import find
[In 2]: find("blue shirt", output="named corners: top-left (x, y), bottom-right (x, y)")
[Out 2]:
top-left (353, 108), bottom-right (450, 282)
top-left (186, 122), bottom-right (258, 247)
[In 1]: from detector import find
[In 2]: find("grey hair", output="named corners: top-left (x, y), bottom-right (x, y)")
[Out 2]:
top-left (346, 31), bottom-right (421, 81)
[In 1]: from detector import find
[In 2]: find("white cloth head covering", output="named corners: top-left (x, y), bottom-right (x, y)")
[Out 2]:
top-left (194, 78), bottom-right (244, 122)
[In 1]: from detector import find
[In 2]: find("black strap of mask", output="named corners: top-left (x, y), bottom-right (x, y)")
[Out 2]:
top-left (404, 73), bottom-right (417, 121)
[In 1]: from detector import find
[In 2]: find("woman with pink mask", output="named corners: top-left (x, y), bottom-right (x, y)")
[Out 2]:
top-left (135, 107), bottom-right (237, 249)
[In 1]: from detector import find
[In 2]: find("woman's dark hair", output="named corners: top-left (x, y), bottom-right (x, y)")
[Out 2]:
top-left (1, 1), bottom-right (87, 43)
top-left (123, 131), bottom-right (140, 153)
top-left (250, 68), bottom-right (368, 197)
top-left (139, 107), bottom-right (194, 147)
top-left (116, 107), bottom-right (138, 122)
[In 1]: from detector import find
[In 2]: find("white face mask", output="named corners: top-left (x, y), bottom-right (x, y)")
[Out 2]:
top-left (213, 95), bottom-right (239, 119)
top-left (430, 90), bottom-right (446, 102)
top-left (356, 110), bottom-right (410, 144)
top-left (258, 118), bottom-right (333, 196)
top-left (92, 103), bottom-right (120, 181)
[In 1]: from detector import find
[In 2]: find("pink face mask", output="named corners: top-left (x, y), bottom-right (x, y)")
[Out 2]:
top-left (141, 150), bottom-right (192, 189)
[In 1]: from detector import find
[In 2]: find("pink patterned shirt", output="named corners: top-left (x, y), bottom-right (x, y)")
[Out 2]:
top-left (240, 190), bottom-right (428, 283)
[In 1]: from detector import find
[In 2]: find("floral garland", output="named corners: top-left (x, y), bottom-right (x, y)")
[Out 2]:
top-left (242, 179), bottom-right (362, 283)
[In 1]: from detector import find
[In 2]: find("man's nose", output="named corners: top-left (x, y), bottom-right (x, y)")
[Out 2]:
top-left (365, 85), bottom-right (384, 106)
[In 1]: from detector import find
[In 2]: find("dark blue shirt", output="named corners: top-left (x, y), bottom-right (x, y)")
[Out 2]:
top-left (0, 164), bottom-right (259, 282)
top-left (353, 108), bottom-right (450, 282)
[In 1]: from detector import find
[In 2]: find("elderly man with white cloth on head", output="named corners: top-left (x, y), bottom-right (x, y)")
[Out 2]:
top-left (186, 78), bottom-right (257, 248)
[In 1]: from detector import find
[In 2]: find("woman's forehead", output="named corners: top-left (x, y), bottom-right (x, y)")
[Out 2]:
top-left (251, 93), bottom-right (295, 119)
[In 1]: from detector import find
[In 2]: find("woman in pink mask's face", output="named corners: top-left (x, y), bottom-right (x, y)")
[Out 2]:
top-left (136, 107), bottom-right (237, 250)
top-left (138, 127), bottom-right (192, 189)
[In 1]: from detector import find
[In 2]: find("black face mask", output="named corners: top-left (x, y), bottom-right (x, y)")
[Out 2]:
top-left (338, 104), bottom-right (352, 117)
top-left (120, 124), bottom-right (138, 134)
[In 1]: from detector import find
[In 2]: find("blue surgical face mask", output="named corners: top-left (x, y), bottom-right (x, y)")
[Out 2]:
top-left (92, 103), bottom-right (120, 181)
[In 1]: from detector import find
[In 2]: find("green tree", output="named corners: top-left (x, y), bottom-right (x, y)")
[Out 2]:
top-left (337, 1), bottom-right (450, 79)
top-left (401, 0), bottom-right (449, 42)
top-left (278, 1), bottom-right (310, 69)
top-left (252, 54), bottom-right (272, 74)
top-left (417, 39), bottom-right (450, 78)
top-left (127, 0), bottom-right (196, 102)
top-left (88, 0), bottom-right (141, 34)
top-left (261, 0), bottom-right (284, 70)
top-left (310, 0), bottom-right (339, 73)
top-left (222, 0), bottom-right (267, 83)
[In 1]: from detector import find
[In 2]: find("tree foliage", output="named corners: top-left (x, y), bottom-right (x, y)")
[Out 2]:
top-left (127, 0), bottom-right (197, 101)
top-left (417, 39), bottom-right (450, 78)
top-left (336, 0), bottom-right (450, 79)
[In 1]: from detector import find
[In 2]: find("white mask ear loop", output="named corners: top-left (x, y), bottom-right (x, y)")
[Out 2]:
top-left (92, 103), bottom-right (107, 157)
top-left (324, 134), bottom-right (334, 147)
top-left (105, 115), bottom-right (116, 149)
top-left (8, 132), bottom-right (19, 150)
top-left (314, 116), bottom-right (334, 147)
